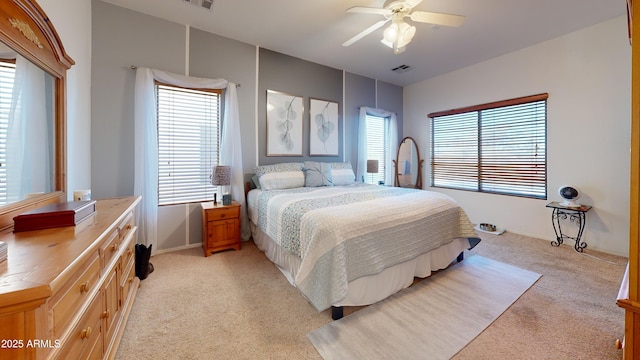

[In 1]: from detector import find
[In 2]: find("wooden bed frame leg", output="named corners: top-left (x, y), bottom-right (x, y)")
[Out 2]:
top-left (457, 252), bottom-right (464, 262)
top-left (331, 306), bottom-right (344, 320)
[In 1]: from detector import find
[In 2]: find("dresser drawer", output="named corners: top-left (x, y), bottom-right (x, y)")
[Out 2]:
top-left (118, 211), bottom-right (135, 241)
top-left (56, 292), bottom-right (103, 360)
top-left (121, 229), bottom-right (136, 269)
top-left (100, 228), bottom-right (121, 272)
top-left (120, 255), bottom-right (136, 307)
top-left (206, 206), bottom-right (240, 221)
top-left (51, 252), bottom-right (100, 337)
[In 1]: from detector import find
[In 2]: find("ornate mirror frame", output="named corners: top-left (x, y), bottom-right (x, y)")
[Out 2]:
top-left (0, 0), bottom-right (74, 231)
top-left (393, 136), bottom-right (424, 189)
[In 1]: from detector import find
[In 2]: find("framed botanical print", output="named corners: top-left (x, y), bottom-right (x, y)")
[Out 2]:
top-left (266, 90), bottom-right (304, 156)
top-left (309, 98), bottom-right (339, 156)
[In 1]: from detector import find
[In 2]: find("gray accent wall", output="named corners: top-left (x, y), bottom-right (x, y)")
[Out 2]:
top-left (91, 0), bottom-right (403, 252)
top-left (257, 49), bottom-right (344, 165)
top-left (91, 0), bottom-right (186, 199)
top-left (189, 28), bottom-right (258, 178)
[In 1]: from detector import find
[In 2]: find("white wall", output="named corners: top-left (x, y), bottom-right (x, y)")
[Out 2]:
top-left (39, 0), bottom-right (92, 199)
top-left (404, 16), bottom-right (631, 256)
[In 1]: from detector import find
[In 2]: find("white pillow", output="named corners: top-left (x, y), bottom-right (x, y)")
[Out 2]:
top-left (331, 162), bottom-right (356, 185)
top-left (258, 171), bottom-right (305, 190)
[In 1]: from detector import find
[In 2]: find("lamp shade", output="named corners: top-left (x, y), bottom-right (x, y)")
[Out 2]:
top-left (367, 160), bottom-right (379, 174)
top-left (211, 165), bottom-right (231, 186)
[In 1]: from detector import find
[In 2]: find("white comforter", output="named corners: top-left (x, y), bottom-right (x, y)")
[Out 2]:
top-left (248, 184), bottom-right (478, 311)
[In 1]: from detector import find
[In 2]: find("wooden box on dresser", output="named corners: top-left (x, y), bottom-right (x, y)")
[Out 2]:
top-left (0, 196), bottom-right (141, 360)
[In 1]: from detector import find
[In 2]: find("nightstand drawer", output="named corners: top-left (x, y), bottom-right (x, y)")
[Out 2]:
top-left (206, 206), bottom-right (240, 221)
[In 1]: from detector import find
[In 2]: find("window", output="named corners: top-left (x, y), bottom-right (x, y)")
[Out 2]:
top-left (366, 114), bottom-right (389, 185)
top-left (156, 83), bottom-right (221, 205)
top-left (0, 59), bottom-right (15, 205)
top-left (429, 93), bottom-right (547, 199)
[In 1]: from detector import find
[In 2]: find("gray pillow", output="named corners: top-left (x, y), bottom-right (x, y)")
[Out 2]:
top-left (303, 161), bottom-right (333, 187)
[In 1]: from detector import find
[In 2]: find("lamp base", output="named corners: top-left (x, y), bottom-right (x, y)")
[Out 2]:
top-left (222, 194), bottom-right (232, 205)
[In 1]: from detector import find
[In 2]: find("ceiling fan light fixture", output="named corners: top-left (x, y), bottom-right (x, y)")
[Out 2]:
top-left (381, 21), bottom-right (415, 53)
top-left (383, 23), bottom-right (399, 43)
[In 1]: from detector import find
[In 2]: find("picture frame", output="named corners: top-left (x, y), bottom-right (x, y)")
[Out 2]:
top-left (309, 98), bottom-right (339, 156)
top-left (266, 90), bottom-right (304, 156)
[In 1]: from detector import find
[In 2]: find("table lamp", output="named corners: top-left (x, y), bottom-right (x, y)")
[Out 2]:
top-left (367, 159), bottom-right (379, 184)
top-left (211, 165), bottom-right (231, 205)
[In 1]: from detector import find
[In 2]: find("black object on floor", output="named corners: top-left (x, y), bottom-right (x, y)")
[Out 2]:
top-left (135, 243), bottom-right (154, 280)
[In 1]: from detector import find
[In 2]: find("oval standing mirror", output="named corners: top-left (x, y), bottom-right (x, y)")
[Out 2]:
top-left (394, 137), bottom-right (423, 188)
top-left (0, 0), bottom-right (74, 231)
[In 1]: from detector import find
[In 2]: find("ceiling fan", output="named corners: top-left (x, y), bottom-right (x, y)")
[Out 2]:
top-left (342, 0), bottom-right (465, 54)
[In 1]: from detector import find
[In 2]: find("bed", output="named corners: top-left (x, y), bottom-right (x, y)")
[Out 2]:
top-left (246, 161), bottom-right (481, 319)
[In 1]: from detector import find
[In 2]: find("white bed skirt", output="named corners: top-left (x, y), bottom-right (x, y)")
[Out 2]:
top-left (250, 222), bottom-right (471, 308)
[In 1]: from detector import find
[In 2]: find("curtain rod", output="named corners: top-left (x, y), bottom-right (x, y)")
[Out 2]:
top-left (129, 65), bottom-right (241, 88)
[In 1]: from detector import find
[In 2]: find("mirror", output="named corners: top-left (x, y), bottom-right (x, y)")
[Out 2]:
top-left (394, 137), bottom-right (423, 189)
top-left (0, 43), bottom-right (57, 204)
top-left (0, 0), bottom-right (74, 231)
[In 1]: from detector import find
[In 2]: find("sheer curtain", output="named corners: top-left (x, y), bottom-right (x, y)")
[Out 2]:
top-left (134, 68), bottom-right (245, 254)
top-left (357, 107), bottom-right (398, 185)
top-left (6, 54), bottom-right (50, 203)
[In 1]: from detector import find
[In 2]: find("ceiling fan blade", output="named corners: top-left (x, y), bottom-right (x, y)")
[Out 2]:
top-left (346, 6), bottom-right (391, 16)
top-left (410, 11), bottom-right (465, 27)
top-left (403, 0), bottom-right (424, 8)
top-left (342, 19), bottom-right (389, 47)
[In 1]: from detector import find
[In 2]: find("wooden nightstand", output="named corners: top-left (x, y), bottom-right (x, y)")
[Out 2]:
top-left (201, 200), bottom-right (241, 256)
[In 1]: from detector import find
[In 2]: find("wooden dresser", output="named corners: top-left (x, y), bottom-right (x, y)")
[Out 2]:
top-left (0, 196), bottom-right (141, 359)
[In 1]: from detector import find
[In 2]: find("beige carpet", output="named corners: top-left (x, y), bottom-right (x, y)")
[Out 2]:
top-left (116, 231), bottom-right (627, 360)
top-left (307, 255), bottom-right (540, 360)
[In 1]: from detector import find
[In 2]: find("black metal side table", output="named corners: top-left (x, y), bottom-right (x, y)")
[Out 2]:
top-left (546, 202), bottom-right (592, 252)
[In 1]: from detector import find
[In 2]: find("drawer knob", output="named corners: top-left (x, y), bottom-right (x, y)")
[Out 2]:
top-left (80, 281), bottom-right (90, 293)
top-left (111, 243), bottom-right (119, 251)
top-left (126, 224), bottom-right (132, 230)
top-left (128, 276), bottom-right (134, 283)
top-left (81, 327), bottom-right (92, 339)
top-left (102, 310), bottom-right (110, 319)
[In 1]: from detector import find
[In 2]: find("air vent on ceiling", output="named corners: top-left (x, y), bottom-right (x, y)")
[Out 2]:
top-left (391, 64), bottom-right (412, 74)
top-left (182, 0), bottom-right (214, 11)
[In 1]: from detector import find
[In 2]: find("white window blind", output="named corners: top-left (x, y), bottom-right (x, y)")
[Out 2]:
top-left (430, 93), bottom-right (547, 199)
top-left (366, 114), bottom-right (387, 184)
top-left (156, 83), bottom-right (221, 206)
top-left (0, 60), bottom-right (15, 205)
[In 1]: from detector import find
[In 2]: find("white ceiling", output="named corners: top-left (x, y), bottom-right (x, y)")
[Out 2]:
top-left (101, 0), bottom-right (626, 87)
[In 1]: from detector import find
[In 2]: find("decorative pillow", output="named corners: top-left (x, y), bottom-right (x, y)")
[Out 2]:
top-left (255, 162), bottom-right (304, 176)
top-left (331, 162), bottom-right (356, 185)
top-left (303, 161), bottom-right (333, 187)
top-left (254, 163), bottom-right (305, 190)
top-left (251, 174), bottom-right (261, 189)
top-left (258, 171), bottom-right (305, 190)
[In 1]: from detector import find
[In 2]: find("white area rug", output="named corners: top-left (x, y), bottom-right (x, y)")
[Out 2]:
top-left (307, 255), bottom-right (541, 360)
